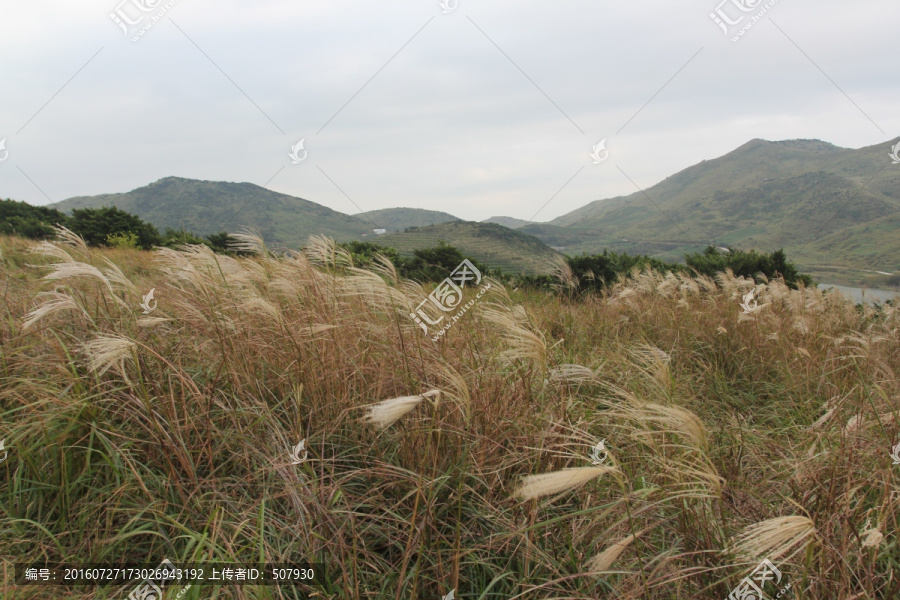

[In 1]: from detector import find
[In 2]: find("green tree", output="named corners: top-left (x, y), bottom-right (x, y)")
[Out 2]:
top-left (0, 198), bottom-right (69, 239)
top-left (205, 232), bottom-right (234, 253)
top-left (400, 242), bottom-right (489, 282)
top-left (68, 206), bottom-right (161, 249)
top-left (565, 250), bottom-right (684, 294)
top-left (685, 246), bottom-right (812, 288)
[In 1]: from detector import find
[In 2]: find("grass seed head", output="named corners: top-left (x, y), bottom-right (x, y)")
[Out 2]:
top-left (363, 390), bottom-right (441, 430)
top-left (587, 534), bottom-right (636, 573)
top-left (513, 466), bottom-right (617, 502)
top-left (730, 516), bottom-right (816, 562)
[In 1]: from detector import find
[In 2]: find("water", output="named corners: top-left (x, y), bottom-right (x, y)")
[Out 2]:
top-left (817, 284), bottom-right (899, 304)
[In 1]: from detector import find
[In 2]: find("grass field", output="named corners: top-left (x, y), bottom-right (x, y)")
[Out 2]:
top-left (1, 231), bottom-right (898, 599)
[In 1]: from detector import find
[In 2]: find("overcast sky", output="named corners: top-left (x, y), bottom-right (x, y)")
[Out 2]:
top-left (0, 0), bottom-right (897, 223)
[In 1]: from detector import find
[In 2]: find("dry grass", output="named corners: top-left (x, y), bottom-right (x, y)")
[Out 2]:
top-left (1, 231), bottom-right (898, 599)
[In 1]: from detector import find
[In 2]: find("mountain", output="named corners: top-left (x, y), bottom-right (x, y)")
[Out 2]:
top-left (55, 177), bottom-right (371, 247)
top-left (482, 216), bottom-right (534, 229)
top-left (375, 221), bottom-right (560, 275)
top-left (526, 138), bottom-right (900, 281)
top-left (50, 177), bottom-right (558, 274)
top-left (42, 137), bottom-right (900, 283)
top-left (356, 208), bottom-right (460, 232)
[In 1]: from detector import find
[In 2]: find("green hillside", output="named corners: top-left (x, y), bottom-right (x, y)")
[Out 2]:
top-left (482, 216), bottom-right (534, 229)
top-left (801, 211), bottom-right (900, 287)
top-left (356, 207), bottom-right (459, 232)
top-left (49, 178), bottom-right (560, 274)
top-left (54, 177), bottom-right (371, 247)
top-left (534, 138), bottom-right (900, 278)
top-left (375, 221), bottom-right (561, 275)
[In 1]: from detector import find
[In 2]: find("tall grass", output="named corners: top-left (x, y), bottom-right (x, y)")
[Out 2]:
top-left (1, 231), bottom-right (898, 599)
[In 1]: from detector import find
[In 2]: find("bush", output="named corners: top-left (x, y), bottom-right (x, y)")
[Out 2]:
top-left (685, 246), bottom-right (813, 288)
top-left (205, 232), bottom-right (241, 254)
top-left (565, 250), bottom-right (684, 294)
top-left (337, 241), bottom-right (401, 267)
top-left (161, 228), bottom-right (208, 248)
top-left (400, 242), bottom-right (491, 283)
top-left (336, 240), bottom-right (492, 283)
top-left (105, 231), bottom-right (140, 249)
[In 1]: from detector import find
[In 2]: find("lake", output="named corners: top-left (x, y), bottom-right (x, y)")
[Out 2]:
top-left (818, 284), bottom-right (899, 304)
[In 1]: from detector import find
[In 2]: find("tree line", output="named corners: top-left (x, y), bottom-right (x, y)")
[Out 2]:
top-left (0, 198), bottom-right (238, 253)
top-left (338, 241), bottom-right (813, 291)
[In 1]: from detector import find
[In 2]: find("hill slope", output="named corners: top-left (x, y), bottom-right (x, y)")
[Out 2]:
top-left (55, 177), bottom-right (371, 247)
top-left (50, 178), bottom-right (558, 274)
top-left (482, 216), bottom-right (534, 229)
top-left (357, 208), bottom-right (460, 232)
top-left (376, 221), bottom-right (560, 275)
top-left (535, 138), bottom-right (900, 273)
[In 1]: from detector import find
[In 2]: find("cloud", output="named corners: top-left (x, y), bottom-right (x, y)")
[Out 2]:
top-left (0, 0), bottom-right (897, 222)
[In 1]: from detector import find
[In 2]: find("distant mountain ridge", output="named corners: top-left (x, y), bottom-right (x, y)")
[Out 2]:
top-left (51, 177), bottom-right (559, 273)
top-left (44, 137), bottom-right (900, 281)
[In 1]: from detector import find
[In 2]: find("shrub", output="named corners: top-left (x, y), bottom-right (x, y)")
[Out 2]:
top-left (400, 241), bottom-right (491, 282)
top-left (566, 250), bottom-right (684, 293)
top-left (685, 246), bottom-right (813, 288)
top-left (337, 240), bottom-right (401, 267)
top-left (105, 231), bottom-right (140, 249)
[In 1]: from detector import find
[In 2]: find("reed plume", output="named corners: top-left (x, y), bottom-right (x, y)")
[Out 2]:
top-left (513, 466), bottom-right (617, 502)
top-left (586, 533), bottom-right (636, 573)
top-left (363, 390), bottom-right (441, 429)
top-left (730, 516), bottom-right (816, 562)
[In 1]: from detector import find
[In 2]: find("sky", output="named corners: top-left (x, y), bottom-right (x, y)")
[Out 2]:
top-left (0, 0), bottom-right (897, 224)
